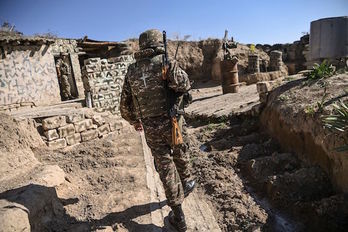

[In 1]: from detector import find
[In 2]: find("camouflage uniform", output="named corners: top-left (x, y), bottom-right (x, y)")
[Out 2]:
top-left (120, 30), bottom-right (192, 208)
top-left (56, 58), bottom-right (72, 100)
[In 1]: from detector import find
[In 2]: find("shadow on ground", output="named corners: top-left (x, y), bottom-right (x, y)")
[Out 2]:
top-left (0, 184), bottom-right (168, 232)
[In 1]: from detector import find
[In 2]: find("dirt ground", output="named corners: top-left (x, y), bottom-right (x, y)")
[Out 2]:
top-left (186, 114), bottom-right (348, 232)
top-left (2, 75), bottom-right (348, 232)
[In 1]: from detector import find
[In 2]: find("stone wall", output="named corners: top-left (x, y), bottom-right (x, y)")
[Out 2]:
top-left (41, 113), bottom-right (125, 149)
top-left (50, 39), bottom-right (84, 98)
top-left (0, 43), bottom-right (61, 106)
top-left (82, 55), bottom-right (134, 114)
top-left (256, 35), bottom-right (309, 75)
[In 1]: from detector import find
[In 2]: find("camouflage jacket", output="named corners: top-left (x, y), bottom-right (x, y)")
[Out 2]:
top-left (56, 59), bottom-right (71, 76)
top-left (120, 51), bottom-right (190, 124)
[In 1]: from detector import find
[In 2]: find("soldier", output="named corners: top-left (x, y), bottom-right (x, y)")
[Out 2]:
top-left (222, 30), bottom-right (238, 61)
top-left (56, 53), bottom-right (73, 100)
top-left (120, 29), bottom-right (195, 232)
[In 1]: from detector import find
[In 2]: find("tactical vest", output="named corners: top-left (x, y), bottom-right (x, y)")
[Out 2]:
top-left (127, 54), bottom-right (168, 118)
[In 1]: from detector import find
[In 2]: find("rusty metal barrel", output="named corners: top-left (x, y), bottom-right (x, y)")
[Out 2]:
top-left (220, 57), bottom-right (239, 94)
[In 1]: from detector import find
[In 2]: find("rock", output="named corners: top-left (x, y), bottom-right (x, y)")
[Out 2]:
top-left (65, 133), bottom-right (81, 145)
top-left (92, 115), bottom-right (105, 126)
top-left (74, 119), bottom-right (93, 133)
top-left (46, 138), bottom-right (67, 149)
top-left (0, 200), bottom-right (30, 232)
top-left (42, 116), bottom-right (66, 130)
top-left (44, 129), bottom-right (59, 141)
top-left (66, 114), bottom-right (84, 123)
top-left (58, 124), bottom-right (75, 138)
top-left (0, 184), bottom-right (65, 232)
top-left (30, 165), bottom-right (65, 187)
top-left (97, 124), bottom-right (110, 137)
top-left (81, 129), bottom-right (98, 142)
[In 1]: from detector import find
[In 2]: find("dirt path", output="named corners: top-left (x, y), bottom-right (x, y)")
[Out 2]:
top-left (33, 121), bottom-right (221, 232)
top-left (186, 82), bottom-right (260, 119)
top-left (141, 132), bottom-right (221, 232)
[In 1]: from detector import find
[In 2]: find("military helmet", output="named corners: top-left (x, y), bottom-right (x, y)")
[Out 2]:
top-left (139, 29), bottom-right (163, 50)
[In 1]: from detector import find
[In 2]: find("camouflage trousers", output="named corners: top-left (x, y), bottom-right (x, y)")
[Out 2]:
top-left (61, 75), bottom-right (71, 99)
top-left (142, 115), bottom-right (192, 207)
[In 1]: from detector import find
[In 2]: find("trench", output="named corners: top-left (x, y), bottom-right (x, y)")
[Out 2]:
top-left (186, 114), bottom-right (348, 232)
top-left (2, 97), bottom-right (348, 231)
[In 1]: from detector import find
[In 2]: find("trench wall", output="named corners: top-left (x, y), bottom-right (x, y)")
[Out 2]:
top-left (258, 78), bottom-right (348, 192)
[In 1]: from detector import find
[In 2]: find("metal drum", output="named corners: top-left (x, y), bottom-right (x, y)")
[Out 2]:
top-left (220, 58), bottom-right (239, 94)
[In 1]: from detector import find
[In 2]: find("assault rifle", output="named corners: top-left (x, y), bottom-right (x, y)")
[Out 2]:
top-left (162, 30), bottom-right (184, 146)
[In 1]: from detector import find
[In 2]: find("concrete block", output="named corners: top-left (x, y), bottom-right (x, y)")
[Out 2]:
top-left (58, 124), bottom-right (76, 138)
top-left (256, 82), bottom-right (271, 94)
top-left (44, 129), bottom-right (59, 141)
top-left (84, 57), bottom-right (100, 66)
top-left (46, 138), bottom-right (67, 149)
top-left (90, 124), bottom-right (98, 129)
top-left (81, 129), bottom-right (98, 142)
top-left (92, 115), bottom-right (105, 126)
top-left (115, 62), bottom-right (127, 69)
top-left (74, 119), bottom-right (93, 132)
top-left (109, 120), bottom-right (126, 132)
top-left (100, 59), bottom-right (108, 65)
top-left (86, 119), bottom-right (95, 129)
top-left (66, 133), bottom-right (81, 145)
top-left (42, 116), bottom-right (66, 130)
top-left (85, 64), bottom-right (101, 73)
top-left (66, 114), bottom-right (84, 123)
top-left (97, 124), bottom-right (110, 137)
top-left (108, 55), bottom-right (133, 63)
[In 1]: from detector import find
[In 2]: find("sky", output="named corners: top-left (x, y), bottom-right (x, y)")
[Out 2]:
top-left (0, 0), bottom-right (347, 44)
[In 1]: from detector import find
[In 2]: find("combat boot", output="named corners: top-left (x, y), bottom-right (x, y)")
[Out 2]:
top-left (183, 179), bottom-right (196, 197)
top-left (168, 204), bottom-right (187, 232)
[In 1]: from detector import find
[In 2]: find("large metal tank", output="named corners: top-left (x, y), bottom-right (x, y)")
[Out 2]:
top-left (309, 16), bottom-right (348, 61)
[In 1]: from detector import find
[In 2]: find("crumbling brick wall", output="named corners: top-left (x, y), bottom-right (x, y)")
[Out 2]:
top-left (82, 55), bottom-right (134, 114)
top-left (41, 113), bottom-right (125, 149)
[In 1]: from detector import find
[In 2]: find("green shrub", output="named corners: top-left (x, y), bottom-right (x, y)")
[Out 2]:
top-left (322, 101), bottom-right (348, 152)
top-left (306, 60), bottom-right (335, 80)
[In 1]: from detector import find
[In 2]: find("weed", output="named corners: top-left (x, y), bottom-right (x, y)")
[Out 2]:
top-left (278, 94), bottom-right (289, 101)
top-left (304, 105), bottom-right (316, 116)
top-left (322, 101), bottom-right (348, 152)
top-left (284, 76), bottom-right (296, 82)
top-left (204, 122), bottom-right (227, 132)
top-left (305, 60), bottom-right (335, 80)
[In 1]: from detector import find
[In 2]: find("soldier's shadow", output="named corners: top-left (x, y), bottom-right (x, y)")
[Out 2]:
top-left (0, 184), bottom-right (171, 232)
top-left (93, 200), bottom-right (169, 232)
